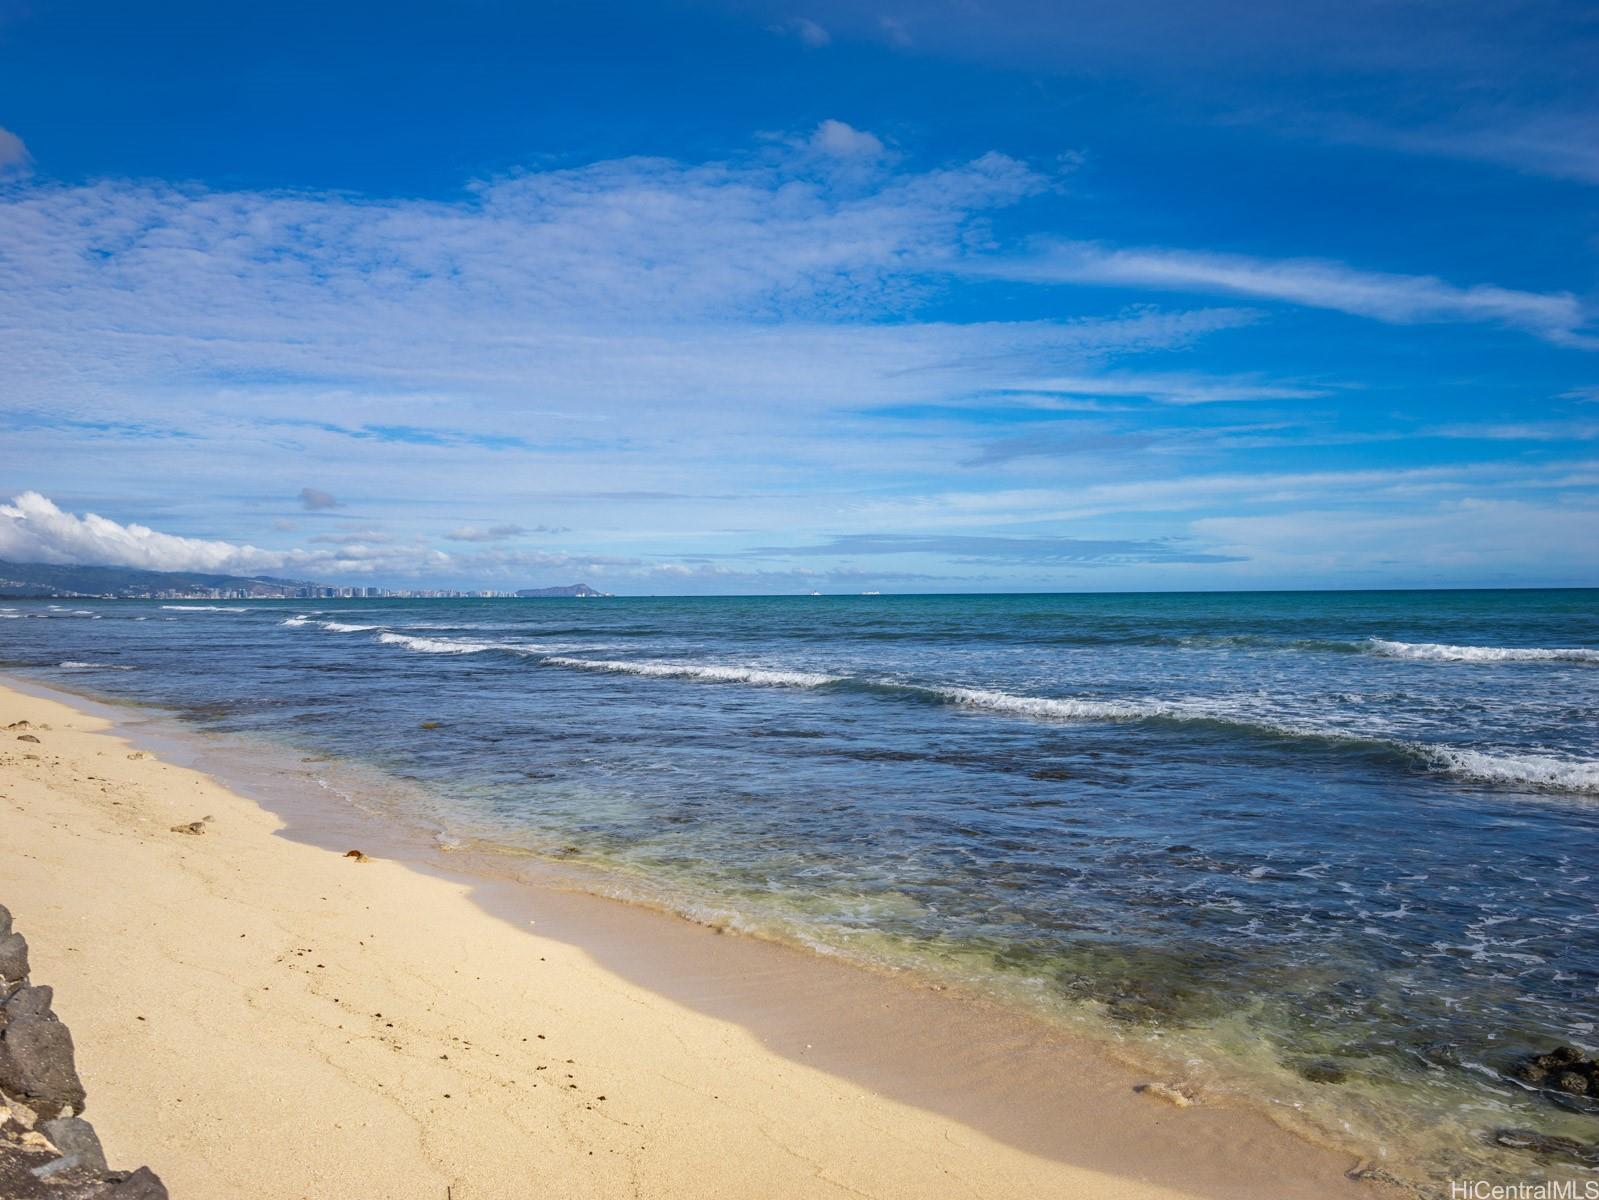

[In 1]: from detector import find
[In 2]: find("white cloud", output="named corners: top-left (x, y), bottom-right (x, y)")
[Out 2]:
top-left (1012, 371), bottom-right (1327, 406)
top-left (0, 490), bottom-right (296, 574)
top-left (1190, 499), bottom-right (1599, 583)
top-left (1317, 112), bottom-right (1599, 188)
top-left (776, 16), bottom-right (831, 47)
top-left (977, 241), bottom-right (1593, 345)
top-left (808, 119), bottom-right (885, 159)
top-left (0, 491), bottom-right (631, 581)
top-left (445, 523), bottom-right (527, 542)
top-left (0, 127), bottom-right (30, 177)
top-left (299, 487), bottom-right (341, 510)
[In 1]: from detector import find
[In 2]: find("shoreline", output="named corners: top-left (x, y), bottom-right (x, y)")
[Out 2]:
top-left (0, 673), bottom-right (1388, 1198)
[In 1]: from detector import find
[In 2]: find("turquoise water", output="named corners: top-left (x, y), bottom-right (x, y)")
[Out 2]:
top-left (5, 589), bottom-right (1598, 1182)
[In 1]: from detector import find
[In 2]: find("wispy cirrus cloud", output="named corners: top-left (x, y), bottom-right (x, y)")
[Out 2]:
top-left (773, 15), bottom-right (831, 47)
top-left (443, 523), bottom-right (573, 542)
top-left (741, 532), bottom-right (1240, 563)
top-left (1005, 371), bottom-right (1329, 406)
top-left (975, 242), bottom-right (1593, 346)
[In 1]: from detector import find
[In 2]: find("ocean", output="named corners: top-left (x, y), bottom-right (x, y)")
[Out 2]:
top-left (4, 588), bottom-right (1597, 1183)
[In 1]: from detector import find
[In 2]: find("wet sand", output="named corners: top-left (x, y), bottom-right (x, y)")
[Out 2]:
top-left (0, 676), bottom-right (1390, 1199)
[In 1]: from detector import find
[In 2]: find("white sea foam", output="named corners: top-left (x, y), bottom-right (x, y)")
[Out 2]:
top-left (375, 631), bottom-right (510, 655)
top-left (943, 686), bottom-right (1598, 792)
top-left (1366, 638), bottom-right (1599, 664)
top-left (936, 685), bottom-right (1170, 723)
top-left (542, 656), bottom-right (842, 688)
top-left (279, 614), bottom-right (377, 632)
top-left (161, 604), bottom-right (250, 612)
top-left (58, 661), bottom-right (134, 670)
top-left (1425, 747), bottom-right (1599, 792)
top-left (274, 622), bottom-right (1599, 795)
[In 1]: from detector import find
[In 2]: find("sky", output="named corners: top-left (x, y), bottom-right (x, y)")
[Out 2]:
top-left (1, 0), bottom-right (1596, 593)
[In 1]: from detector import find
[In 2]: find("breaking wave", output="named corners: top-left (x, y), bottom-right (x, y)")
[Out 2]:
top-left (278, 620), bottom-right (1599, 794)
top-left (162, 605), bottom-right (250, 612)
top-left (1366, 639), bottom-right (1599, 664)
top-left (374, 631), bottom-right (520, 655)
top-left (541, 655), bottom-right (843, 688)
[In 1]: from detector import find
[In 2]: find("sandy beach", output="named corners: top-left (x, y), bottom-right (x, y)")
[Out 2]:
top-left (0, 677), bottom-right (1389, 1199)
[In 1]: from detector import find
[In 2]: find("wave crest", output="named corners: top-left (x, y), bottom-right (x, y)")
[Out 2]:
top-left (543, 656), bottom-right (843, 688)
top-left (278, 618), bottom-right (1599, 795)
top-left (374, 632), bottom-right (513, 655)
top-left (1425, 747), bottom-right (1599, 792)
top-left (1367, 639), bottom-right (1599, 664)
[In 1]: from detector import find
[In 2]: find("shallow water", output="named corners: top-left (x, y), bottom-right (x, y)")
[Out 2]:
top-left (5, 589), bottom-right (1598, 1183)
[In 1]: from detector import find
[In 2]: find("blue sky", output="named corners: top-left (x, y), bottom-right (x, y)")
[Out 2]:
top-left (1, 0), bottom-right (1596, 592)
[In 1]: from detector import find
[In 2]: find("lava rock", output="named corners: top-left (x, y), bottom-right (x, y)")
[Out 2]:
top-left (1511, 1060), bottom-right (1548, 1084)
top-left (1297, 1059), bottom-right (1349, 1085)
top-left (1540, 1046), bottom-right (1587, 1068)
top-left (40, 1117), bottom-right (107, 1174)
top-left (0, 985), bottom-right (53, 1025)
top-left (1506, 1044), bottom-right (1599, 1101)
top-left (0, 905), bottom-right (10, 938)
top-left (0, 1014), bottom-right (86, 1118)
top-left (107, 1166), bottom-right (171, 1198)
top-left (1553, 1071), bottom-right (1591, 1095)
top-left (0, 933), bottom-right (28, 984)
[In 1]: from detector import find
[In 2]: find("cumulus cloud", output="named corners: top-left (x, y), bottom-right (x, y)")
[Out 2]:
top-left (978, 241), bottom-right (1593, 346)
top-left (0, 127), bottom-right (30, 177)
top-left (298, 487), bottom-right (341, 511)
top-left (807, 119), bottom-right (885, 159)
top-left (0, 492), bottom-right (619, 581)
top-left (0, 490), bottom-right (295, 574)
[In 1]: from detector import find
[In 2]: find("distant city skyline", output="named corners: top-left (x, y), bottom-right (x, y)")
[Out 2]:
top-left (2, 1), bottom-right (1596, 593)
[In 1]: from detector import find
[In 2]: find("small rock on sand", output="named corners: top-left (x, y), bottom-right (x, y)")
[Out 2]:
top-left (1135, 1082), bottom-right (1197, 1107)
top-left (343, 850), bottom-right (369, 862)
top-left (16, 735), bottom-right (39, 744)
top-left (125, 751), bottom-right (150, 761)
top-left (168, 822), bottom-right (206, 836)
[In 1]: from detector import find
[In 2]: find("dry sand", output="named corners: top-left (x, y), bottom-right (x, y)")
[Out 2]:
top-left (0, 678), bottom-right (1389, 1199)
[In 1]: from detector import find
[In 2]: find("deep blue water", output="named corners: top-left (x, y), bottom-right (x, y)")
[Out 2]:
top-left (4, 589), bottom-right (1598, 1179)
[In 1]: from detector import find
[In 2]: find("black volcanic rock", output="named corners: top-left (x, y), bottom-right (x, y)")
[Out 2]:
top-left (0, 1014), bottom-right (86, 1118)
top-left (0, 932), bottom-right (27, 985)
top-left (0, 984), bottom-right (54, 1025)
top-left (0, 904), bottom-right (166, 1195)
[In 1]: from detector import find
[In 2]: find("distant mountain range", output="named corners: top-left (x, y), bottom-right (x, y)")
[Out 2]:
top-left (515, 583), bottom-right (612, 598)
top-left (0, 560), bottom-right (616, 600)
top-left (0, 559), bottom-right (323, 599)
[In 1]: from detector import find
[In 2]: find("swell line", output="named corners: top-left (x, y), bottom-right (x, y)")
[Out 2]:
top-left (277, 616), bottom-right (1599, 795)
